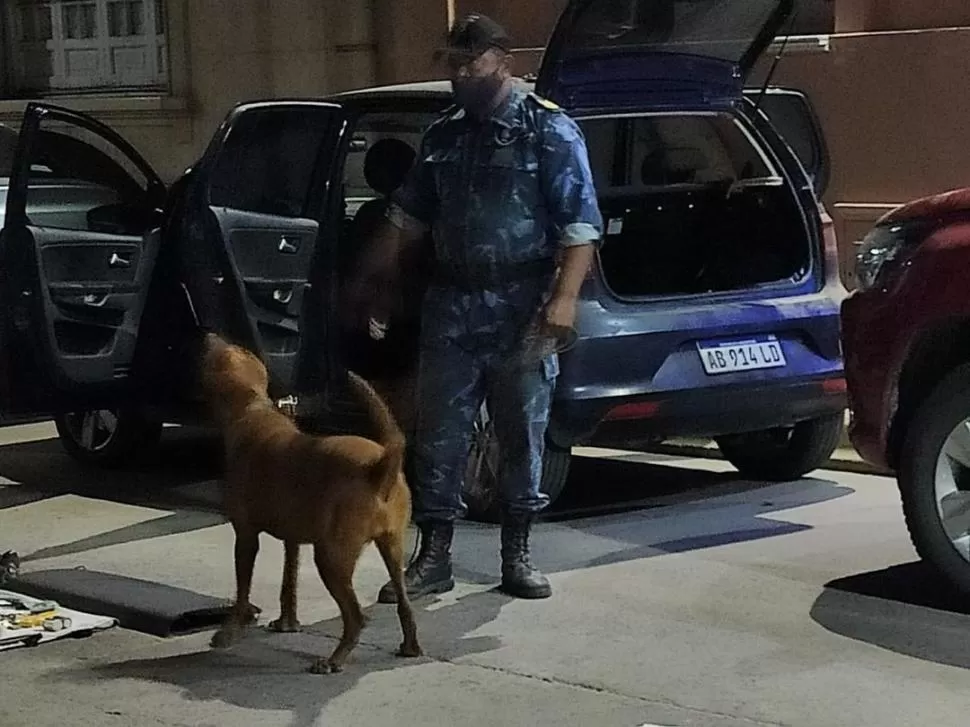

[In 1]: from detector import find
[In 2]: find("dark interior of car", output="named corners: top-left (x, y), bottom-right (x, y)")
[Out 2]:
top-left (580, 111), bottom-right (812, 298)
top-left (337, 136), bottom-right (429, 382)
top-left (596, 180), bottom-right (809, 297)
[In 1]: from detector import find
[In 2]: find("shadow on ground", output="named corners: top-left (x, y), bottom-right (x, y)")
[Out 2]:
top-left (548, 452), bottom-right (736, 519)
top-left (454, 465), bottom-right (854, 581)
top-left (50, 589), bottom-right (512, 727)
top-left (0, 427), bottom-right (225, 563)
top-left (811, 560), bottom-right (970, 669)
top-left (0, 429), bottom-right (856, 582)
top-left (0, 427), bottom-right (222, 510)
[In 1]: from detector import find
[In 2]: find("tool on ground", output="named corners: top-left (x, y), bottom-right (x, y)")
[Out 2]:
top-left (0, 595), bottom-right (71, 631)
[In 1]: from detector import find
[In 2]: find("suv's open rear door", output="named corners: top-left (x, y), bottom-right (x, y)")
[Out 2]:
top-left (0, 103), bottom-right (166, 415)
top-left (536, 0), bottom-right (794, 109)
top-left (175, 101), bottom-right (352, 399)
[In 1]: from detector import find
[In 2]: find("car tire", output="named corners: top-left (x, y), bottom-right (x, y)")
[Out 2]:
top-left (462, 405), bottom-right (572, 524)
top-left (714, 411), bottom-right (844, 481)
top-left (54, 408), bottom-right (163, 468)
top-left (898, 363), bottom-right (970, 596)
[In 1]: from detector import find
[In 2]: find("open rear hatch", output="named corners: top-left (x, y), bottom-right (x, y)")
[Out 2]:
top-left (536, 0), bottom-right (793, 109)
top-left (533, 0), bottom-right (817, 300)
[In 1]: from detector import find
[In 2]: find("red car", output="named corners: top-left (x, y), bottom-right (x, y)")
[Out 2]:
top-left (842, 187), bottom-right (970, 594)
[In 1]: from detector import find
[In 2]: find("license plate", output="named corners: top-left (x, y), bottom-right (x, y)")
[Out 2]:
top-left (696, 335), bottom-right (787, 375)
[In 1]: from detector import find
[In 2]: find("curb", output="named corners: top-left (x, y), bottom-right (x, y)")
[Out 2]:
top-left (644, 442), bottom-right (893, 478)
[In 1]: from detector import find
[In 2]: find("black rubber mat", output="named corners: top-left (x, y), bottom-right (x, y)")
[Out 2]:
top-left (10, 568), bottom-right (249, 637)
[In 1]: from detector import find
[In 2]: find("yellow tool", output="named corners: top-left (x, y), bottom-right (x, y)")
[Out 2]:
top-left (8, 610), bottom-right (57, 629)
top-left (0, 598), bottom-right (70, 630)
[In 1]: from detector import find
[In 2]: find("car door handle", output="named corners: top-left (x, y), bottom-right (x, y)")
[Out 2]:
top-left (82, 294), bottom-right (109, 308)
top-left (278, 237), bottom-right (299, 254)
top-left (109, 253), bottom-right (131, 269)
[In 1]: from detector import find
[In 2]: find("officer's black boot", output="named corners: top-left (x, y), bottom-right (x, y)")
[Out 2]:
top-left (499, 512), bottom-right (552, 599)
top-left (377, 521), bottom-right (455, 604)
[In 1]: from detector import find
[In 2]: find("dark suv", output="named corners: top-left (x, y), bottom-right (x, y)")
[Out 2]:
top-left (843, 187), bottom-right (970, 594)
top-left (0, 0), bottom-right (845, 520)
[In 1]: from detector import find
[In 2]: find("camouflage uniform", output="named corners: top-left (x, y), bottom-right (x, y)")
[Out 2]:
top-left (387, 84), bottom-right (603, 523)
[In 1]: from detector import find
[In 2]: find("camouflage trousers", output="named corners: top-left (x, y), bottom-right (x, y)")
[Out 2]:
top-left (411, 284), bottom-right (558, 523)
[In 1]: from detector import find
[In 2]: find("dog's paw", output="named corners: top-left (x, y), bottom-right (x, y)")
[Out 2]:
top-left (396, 642), bottom-right (423, 658)
top-left (268, 617), bottom-right (301, 633)
top-left (308, 658), bottom-right (342, 675)
top-left (210, 627), bottom-right (241, 649)
top-left (242, 604), bottom-right (260, 624)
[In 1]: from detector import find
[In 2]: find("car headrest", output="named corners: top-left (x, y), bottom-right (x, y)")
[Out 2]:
top-left (364, 138), bottom-right (417, 196)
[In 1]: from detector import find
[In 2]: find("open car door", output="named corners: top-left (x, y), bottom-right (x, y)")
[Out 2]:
top-left (175, 101), bottom-right (352, 400)
top-left (0, 103), bottom-right (166, 416)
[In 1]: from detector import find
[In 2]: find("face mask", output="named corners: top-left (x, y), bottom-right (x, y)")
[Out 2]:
top-left (452, 71), bottom-right (504, 116)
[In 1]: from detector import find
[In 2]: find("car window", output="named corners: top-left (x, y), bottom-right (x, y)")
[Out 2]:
top-left (342, 111), bottom-right (438, 216)
top-left (21, 118), bottom-right (154, 233)
top-left (208, 108), bottom-right (331, 218)
top-left (582, 113), bottom-right (775, 194)
top-left (746, 90), bottom-right (827, 193)
top-left (576, 118), bottom-right (619, 191)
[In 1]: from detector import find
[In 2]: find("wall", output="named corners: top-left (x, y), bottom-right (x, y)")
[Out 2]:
top-left (752, 1), bottom-right (970, 285)
top-left (372, 0), bottom-right (452, 86)
top-left (0, 0), bottom-right (456, 182)
top-left (1, 0), bottom-right (392, 182)
top-left (454, 0), bottom-right (568, 49)
top-left (837, 0), bottom-right (970, 32)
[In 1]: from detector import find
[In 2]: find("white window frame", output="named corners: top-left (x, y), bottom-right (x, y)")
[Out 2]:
top-left (7, 0), bottom-right (168, 94)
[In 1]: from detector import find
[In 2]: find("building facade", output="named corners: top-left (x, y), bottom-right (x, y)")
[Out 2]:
top-left (1, 0), bottom-right (966, 286)
top-left (0, 0), bottom-right (451, 181)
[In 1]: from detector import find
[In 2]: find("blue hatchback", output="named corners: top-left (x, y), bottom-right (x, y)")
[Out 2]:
top-left (0, 0), bottom-right (846, 520)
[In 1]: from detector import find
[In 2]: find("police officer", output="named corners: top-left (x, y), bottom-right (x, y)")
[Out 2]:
top-left (360, 13), bottom-right (603, 601)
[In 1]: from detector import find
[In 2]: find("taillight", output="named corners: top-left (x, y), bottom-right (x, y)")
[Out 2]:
top-left (818, 203), bottom-right (843, 290)
top-left (821, 377), bottom-right (847, 395)
top-left (604, 401), bottom-right (662, 421)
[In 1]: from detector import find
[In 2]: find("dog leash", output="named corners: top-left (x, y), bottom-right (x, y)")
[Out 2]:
top-left (407, 530), bottom-right (420, 565)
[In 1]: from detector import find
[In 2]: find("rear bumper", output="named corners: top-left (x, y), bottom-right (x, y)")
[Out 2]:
top-left (549, 375), bottom-right (847, 448)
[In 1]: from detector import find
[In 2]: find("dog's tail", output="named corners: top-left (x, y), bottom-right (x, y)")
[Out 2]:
top-left (346, 371), bottom-right (406, 500)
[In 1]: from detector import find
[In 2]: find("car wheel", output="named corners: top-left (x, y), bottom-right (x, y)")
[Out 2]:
top-left (54, 408), bottom-right (163, 468)
top-left (462, 405), bottom-right (572, 523)
top-left (714, 412), bottom-right (844, 481)
top-left (898, 363), bottom-right (970, 596)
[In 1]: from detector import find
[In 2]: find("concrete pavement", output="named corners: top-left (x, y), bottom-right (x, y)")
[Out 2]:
top-left (0, 424), bottom-right (969, 727)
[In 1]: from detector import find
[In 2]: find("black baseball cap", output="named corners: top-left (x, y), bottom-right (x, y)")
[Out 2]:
top-left (436, 13), bottom-right (511, 62)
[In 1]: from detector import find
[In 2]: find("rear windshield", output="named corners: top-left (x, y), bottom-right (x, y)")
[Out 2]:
top-left (578, 112), bottom-right (777, 192)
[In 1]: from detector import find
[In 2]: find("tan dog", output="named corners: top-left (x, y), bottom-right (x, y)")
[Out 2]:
top-left (200, 333), bottom-right (421, 673)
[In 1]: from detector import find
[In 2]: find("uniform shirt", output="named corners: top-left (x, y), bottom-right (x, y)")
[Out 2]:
top-left (388, 84), bottom-right (603, 286)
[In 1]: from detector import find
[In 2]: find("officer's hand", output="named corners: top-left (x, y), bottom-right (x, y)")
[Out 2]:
top-left (543, 293), bottom-right (578, 331)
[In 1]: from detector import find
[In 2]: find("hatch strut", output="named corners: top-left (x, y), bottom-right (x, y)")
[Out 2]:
top-left (753, 1), bottom-right (801, 113)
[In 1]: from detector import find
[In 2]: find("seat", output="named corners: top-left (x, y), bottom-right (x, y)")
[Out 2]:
top-left (340, 138), bottom-right (426, 379)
